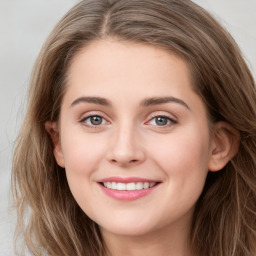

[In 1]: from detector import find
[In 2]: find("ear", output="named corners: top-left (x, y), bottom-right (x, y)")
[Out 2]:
top-left (208, 122), bottom-right (240, 172)
top-left (45, 121), bottom-right (65, 168)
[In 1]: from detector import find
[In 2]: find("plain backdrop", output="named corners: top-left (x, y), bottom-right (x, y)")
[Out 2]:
top-left (0, 1), bottom-right (255, 255)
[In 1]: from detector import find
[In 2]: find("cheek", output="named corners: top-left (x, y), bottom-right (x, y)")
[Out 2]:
top-left (60, 131), bottom-right (109, 211)
top-left (149, 129), bottom-right (211, 218)
top-left (150, 127), bottom-right (211, 186)
top-left (60, 128), bottom-right (109, 189)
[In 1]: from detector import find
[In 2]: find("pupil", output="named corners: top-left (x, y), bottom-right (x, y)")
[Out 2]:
top-left (156, 116), bottom-right (167, 126)
top-left (91, 116), bottom-right (102, 125)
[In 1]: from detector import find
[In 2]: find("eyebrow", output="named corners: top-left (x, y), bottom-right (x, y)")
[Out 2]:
top-left (70, 96), bottom-right (190, 110)
top-left (141, 96), bottom-right (190, 110)
top-left (70, 96), bottom-right (111, 107)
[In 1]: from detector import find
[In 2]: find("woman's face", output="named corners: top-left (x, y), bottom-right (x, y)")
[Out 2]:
top-left (53, 40), bottom-right (215, 238)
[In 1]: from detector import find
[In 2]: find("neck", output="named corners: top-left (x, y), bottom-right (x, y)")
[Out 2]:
top-left (101, 219), bottom-right (193, 256)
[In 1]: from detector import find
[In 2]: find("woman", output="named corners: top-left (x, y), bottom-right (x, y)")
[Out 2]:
top-left (12, 0), bottom-right (256, 255)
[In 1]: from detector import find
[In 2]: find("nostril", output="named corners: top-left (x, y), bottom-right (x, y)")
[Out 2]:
top-left (109, 158), bottom-right (140, 166)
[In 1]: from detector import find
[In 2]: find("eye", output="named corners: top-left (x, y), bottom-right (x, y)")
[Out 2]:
top-left (147, 115), bottom-right (177, 126)
top-left (81, 115), bottom-right (108, 127)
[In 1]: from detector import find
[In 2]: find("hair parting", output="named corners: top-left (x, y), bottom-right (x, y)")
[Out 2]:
top-left (12, 0), bottom-right (256, 255)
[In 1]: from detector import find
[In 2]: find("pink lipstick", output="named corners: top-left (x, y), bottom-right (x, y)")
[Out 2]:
top-left (98, 177), bottom-right (160, 201)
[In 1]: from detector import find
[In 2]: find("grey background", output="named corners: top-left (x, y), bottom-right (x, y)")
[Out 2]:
top-left (0, 0), bottom-right (255, 255)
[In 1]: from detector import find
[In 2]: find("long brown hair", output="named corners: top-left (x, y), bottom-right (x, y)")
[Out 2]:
top-left (12, 0), bottom-right (256, 255)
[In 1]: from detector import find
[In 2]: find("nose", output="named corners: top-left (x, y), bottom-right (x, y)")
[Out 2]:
top-left (106, 124), bottom-right (146, 167)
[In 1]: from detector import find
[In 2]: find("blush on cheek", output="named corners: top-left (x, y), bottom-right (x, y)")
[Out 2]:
top-left (153, 133), bottom-right (209, 179)
top-left (62, 131), bottom-right (102, 164)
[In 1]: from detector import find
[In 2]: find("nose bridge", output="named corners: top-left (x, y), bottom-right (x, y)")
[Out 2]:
top-left (107, 119), bottom-right (145, 166)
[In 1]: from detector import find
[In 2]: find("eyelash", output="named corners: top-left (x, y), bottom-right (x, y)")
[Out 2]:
top-left (147, 115), bottom-right (177, 127)
top-left (80, 115), bottom-right (109, 127)
top-left (80, 114), bottom-right (177, 128)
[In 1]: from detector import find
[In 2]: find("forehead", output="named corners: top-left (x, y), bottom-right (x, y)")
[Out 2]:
top-left (60, 39), bottom-right (209, 127)
top-left (65, 39), bottom-right (194, 96)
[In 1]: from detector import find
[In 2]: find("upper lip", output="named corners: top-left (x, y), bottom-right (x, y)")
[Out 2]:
top-left (98, 176), bottom-right (161, 183)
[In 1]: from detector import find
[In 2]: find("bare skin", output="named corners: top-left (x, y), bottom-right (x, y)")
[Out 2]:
top-left (46, 39), bottom-right (238, 256)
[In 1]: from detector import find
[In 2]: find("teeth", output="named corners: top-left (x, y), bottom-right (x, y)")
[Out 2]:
top-left (149, 182), bottom-right (155, 188)
top-left (126, 183), bottom-right (136, 190)
top-left (111, 182), bottom-right (117, 189)
top-left (103, 182), bottom-right (156, 190)
top-left (144, 182), bottom-right (149, 189)
top-left (136, 182), bottom-right (143, 190)
top-left (116, 183), bottom-right (126, 190)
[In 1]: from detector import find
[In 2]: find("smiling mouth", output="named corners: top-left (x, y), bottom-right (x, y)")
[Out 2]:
top-left (99, 179), bottom-right (161, 200)
top-left (101, 182), bottom-right (158, 191)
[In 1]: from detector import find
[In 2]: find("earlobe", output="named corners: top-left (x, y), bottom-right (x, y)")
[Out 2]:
top-left (208, 122), bottom-right (240, 172)
top-left (45, 121), bottom-right (65, 168)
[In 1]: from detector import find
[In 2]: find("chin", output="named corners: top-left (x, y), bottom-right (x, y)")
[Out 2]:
top-left (97, 216), bottom-right (160, 237)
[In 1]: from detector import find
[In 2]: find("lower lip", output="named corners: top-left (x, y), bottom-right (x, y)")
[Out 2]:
top-left (99, 183), bottom-right (159, 201)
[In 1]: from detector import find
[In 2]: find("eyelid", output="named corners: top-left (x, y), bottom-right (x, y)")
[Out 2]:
top-left (79, 110), bottom-right (109, 121)
top-left (79, 111), bottom-right (111, 128)
top-left (145, 112), bottom-right (178, 127)
top-left (83, 115), bottom-right (108, 125)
